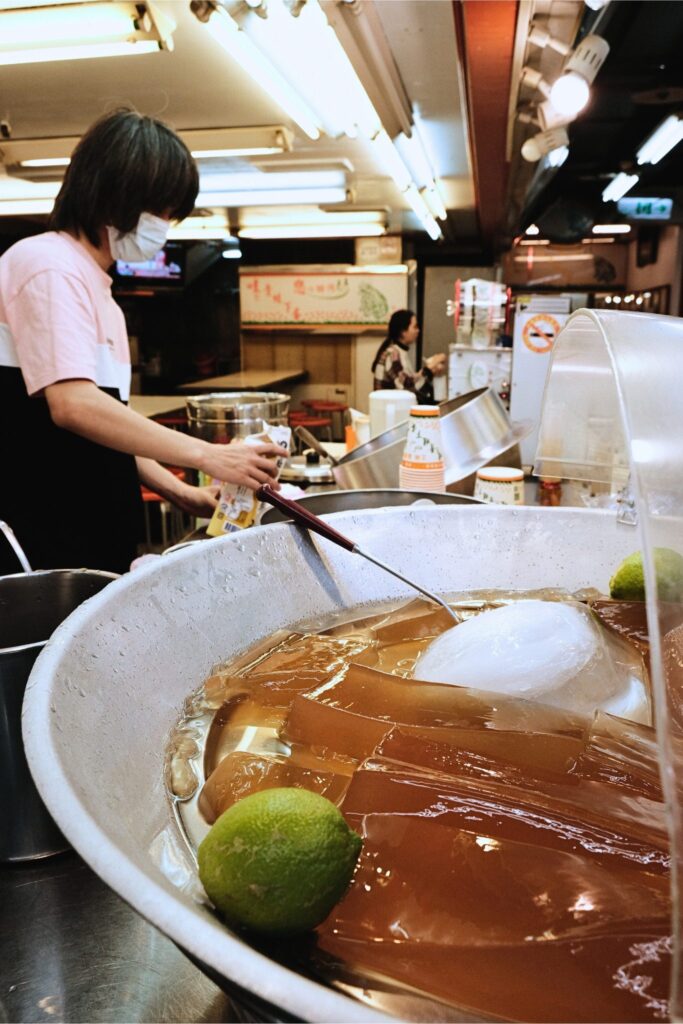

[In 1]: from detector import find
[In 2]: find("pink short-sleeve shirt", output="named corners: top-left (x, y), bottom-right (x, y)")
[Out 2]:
top-left (0, 231), bottom-right (131, 400)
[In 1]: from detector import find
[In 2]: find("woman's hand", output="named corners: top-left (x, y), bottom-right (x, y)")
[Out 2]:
top-left (426, 353), bottom-right (447, 376)
top-left (170, 483), bottom-right (220, 518)
top-left (200, 441), bottom-right (284, 491)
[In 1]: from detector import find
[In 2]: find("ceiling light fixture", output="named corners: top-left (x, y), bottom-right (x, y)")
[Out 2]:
top-left (19, 157), bottom-right (71, 169)
top-left (167, 214), bottom-right (231, 240)
top-left (527, 22), bottom-right (571, 56)
top-left (525, 224), bottom-right (540, 235)
top-left (602, 172), bottom-right (639, 203)
top-left (521, 66), bottom-right (552, 100)
top-left (0, 198), bottom-right (54, 215)
top-left (192, 0), bottom-right (442, 240)
top-left (238, 223), bottom-right (386, 239)
top-left (592, 223), bottom-right (631, 234)
top-left (196, 186), bottom-right (348, 207)
top-left (195, 169), bottom-right (349, 207)
top-left (636, 115), bottom-right (683, 166)
top-left (239, 208), bottom-right (386, 227)
top-left (521, 126), bottom-right (569, 163)
top-left (549, 34), bottom-right (610, 117)
top-left (396, 128), bottom-right (448, 220)
top-left (183, 125), bottom-right (293, 158)
top-left (368, 129), bottom-right (443, 238)
top-left (0, 1), bottom-right (174, 66)
top-left (197, 4), bottom-right (322, 139)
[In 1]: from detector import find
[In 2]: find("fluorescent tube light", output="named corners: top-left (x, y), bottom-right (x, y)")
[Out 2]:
top-left (168, 215), bottom-right (232, 240)
top-left (0, 198), bottom-right (54, 215)
top-left (182, 125), bottom-right (293, 159)
top-left (19, 157), bottom-right (71, 168)
top-left (201, 5), bottom-right (322, 140)
top-left (238, 223), bottom-right (386, 239)
top-left (421, 185), bottom-right (447, 221)
top-left (238, 0), bottom-right (380, 139)
top-left (196, 187), bottom-right (347, 207)
top-left (592, 224), bottom-right (631, 234)
top-left (198, 171), bottom-right (345, 191)
top-left (602, 173), bottom-right (639, 203)
top-left (369, 129), bottom-right (413, 191)
top-left (636, 115), bottom-right (683, 166)
top-left (0, 1), bottom-right (174, 66)
top-left (403, 185), bottom-right (441, 241)
top-left (239, 209), bottom-right (386, 227)
top-left (192, 147), bottom-right (282, 159)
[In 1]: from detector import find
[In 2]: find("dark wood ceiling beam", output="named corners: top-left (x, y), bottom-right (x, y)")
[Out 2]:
top-left (453, 0), bottom-right (519, 253)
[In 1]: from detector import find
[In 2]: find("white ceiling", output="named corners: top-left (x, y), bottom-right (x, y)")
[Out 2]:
top-left (0, 0), bottom-right (475, 237)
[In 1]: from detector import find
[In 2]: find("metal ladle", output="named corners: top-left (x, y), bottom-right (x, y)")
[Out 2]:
top-left (256, 485), bottom-right (459, 622)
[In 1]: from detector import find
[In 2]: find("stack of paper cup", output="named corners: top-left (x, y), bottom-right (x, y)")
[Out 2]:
top-left (398, 406), bottom-right (445, 492)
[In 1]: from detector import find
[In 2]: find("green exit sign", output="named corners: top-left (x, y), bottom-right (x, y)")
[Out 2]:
top-left (617, 197), bottom-right (673, 219)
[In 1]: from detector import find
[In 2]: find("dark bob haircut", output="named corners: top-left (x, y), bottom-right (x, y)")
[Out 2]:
top-left (50, 109), bottom-right (199, 248)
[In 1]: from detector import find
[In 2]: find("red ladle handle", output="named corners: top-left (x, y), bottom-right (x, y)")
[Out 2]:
top-left (256, 485), bottom-right (356, 553)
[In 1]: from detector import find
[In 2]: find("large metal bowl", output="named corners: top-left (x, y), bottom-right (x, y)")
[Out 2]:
top-left (23, 506), bottom-right (640, 1022)
top-left (260, 488), bottom-right (481, 524)
top-left (332, 388), bottom-right (532, 491)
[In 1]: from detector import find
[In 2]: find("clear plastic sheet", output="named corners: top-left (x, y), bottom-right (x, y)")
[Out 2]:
top-left (535, 309), bottom-right (683, 1018)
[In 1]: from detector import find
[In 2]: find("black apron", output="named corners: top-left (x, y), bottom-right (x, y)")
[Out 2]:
top-left (0, 366), bottom-right (143, 575)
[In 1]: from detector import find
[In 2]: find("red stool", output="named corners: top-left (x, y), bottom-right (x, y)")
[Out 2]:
top-left (304, 401), bottom-right (347, 440)
top-left (141, 468), bottom-right (187, 550)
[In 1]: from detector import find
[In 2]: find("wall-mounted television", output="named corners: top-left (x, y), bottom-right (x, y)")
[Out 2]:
top-left (112, 242), bottom-right (185, 291)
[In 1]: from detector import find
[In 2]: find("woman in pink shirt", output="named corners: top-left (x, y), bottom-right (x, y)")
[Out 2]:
top-left (0, 110), bottom-right (281, 574)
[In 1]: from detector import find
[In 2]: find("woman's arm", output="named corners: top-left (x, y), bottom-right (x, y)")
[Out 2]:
top-left (136, 457), bottom-right (220, 517)
top-left (45, 380), bottom-right (281, 489)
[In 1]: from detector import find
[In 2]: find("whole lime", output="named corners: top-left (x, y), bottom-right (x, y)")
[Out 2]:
top-left (197, 787), bottom-right (362, 934)
top-left (609, 547), bottom-right (683, 602)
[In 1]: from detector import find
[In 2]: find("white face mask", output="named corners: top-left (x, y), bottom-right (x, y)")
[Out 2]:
top-left (106, 212), bottom-right (170, 263)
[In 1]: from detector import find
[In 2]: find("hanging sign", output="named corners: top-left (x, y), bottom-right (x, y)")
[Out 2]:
top-left (521, 312), bottom-right (564, 354)
top-left (617, 197), bottom-right (673, 220)
top-left (239, 270), bottom-right (408, 326)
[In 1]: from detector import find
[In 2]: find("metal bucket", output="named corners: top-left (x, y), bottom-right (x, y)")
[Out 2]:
top-left (260, 488), bottom-right (482, 524)
top-left (24, 506), bottom-right (638, 1019)
top-left (1, 569), bottom-right (117, 862)
top-left (185, 392), bottom-right (290, 444)
top-left (332, 388), bottom-right (532, 491)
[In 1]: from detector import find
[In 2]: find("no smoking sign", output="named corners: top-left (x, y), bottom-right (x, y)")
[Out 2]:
top-left (522, 313), bottom-right (562, 354)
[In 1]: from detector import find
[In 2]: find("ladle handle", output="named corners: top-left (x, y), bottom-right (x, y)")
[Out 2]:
top-left (293, 426), bottom-right (339, 465)
top-left (256, 485), bottom-right (356, 552)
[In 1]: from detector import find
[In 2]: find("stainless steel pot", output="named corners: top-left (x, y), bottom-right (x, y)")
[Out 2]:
top-left (332, 388), bottom-right (532, 492)
top-left (260, 488), bottom-right (481, 524)
top-left (185, 391), bottom-right (290, 444)
top-left (24, 507), bottom-right (637, 1020)
top-left (1, 568), bottom-right (116, 861)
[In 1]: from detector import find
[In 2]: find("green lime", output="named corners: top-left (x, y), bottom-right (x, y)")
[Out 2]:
top-left (197, 787), bottom-right (362, 935)
top-left (609, 547), bottom-right (683, 602)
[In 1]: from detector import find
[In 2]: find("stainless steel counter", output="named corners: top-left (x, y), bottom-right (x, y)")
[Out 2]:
top-left (0, 852), bottom-right (238, 1023)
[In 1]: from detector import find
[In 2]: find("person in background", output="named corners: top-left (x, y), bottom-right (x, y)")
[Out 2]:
top-left (0, 109), bottom-right (281, 576)
top-left (371, 309), bottom-right (446, 403)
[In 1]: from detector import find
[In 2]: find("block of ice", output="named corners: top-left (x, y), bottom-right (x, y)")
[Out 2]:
top-left (414, 600), bottom-right (650, 723)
